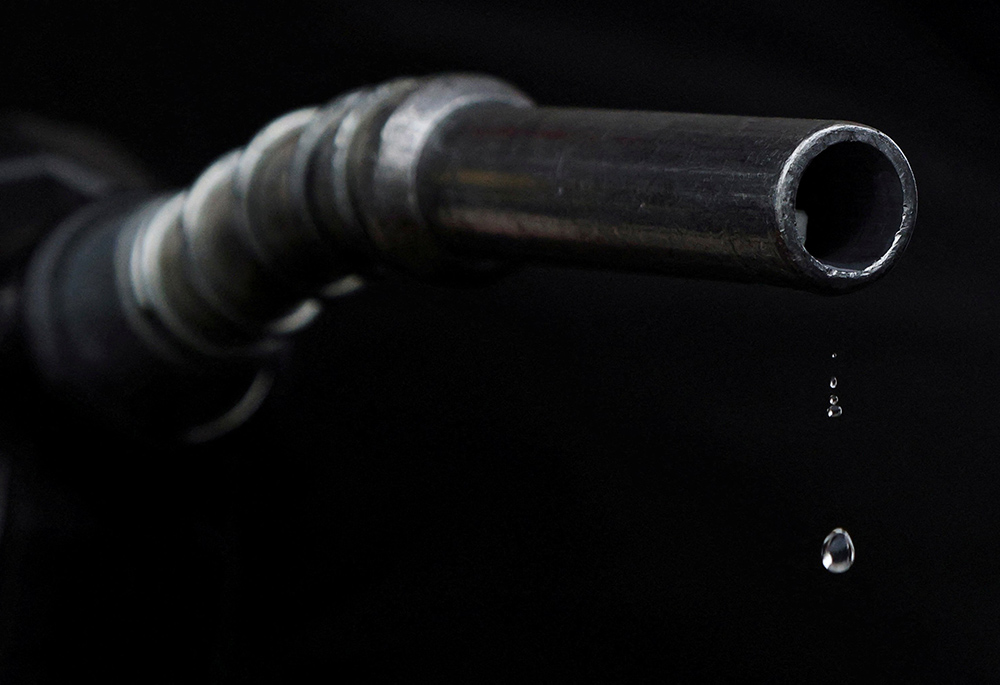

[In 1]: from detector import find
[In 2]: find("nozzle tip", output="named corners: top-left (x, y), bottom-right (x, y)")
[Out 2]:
top-left (777, 123), bottom-right (916, 292)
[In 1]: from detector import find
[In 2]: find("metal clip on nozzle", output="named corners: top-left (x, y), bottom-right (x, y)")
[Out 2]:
top-left (22, 74), bottom-right (917, 439)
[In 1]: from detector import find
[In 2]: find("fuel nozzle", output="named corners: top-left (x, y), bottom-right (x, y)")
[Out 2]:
top-left (19, 74), bottom-right (917, 439)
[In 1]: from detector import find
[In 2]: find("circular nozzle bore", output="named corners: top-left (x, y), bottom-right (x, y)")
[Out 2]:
top-left (777, 124), bottom-right (916, 292)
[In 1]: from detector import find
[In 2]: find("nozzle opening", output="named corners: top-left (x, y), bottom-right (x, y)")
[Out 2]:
top-left (794, 141), bottom-right (904, 270)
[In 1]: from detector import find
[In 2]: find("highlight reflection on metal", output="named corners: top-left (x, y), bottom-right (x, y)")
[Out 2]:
top-left (122, 73), bottom-right (915, 364)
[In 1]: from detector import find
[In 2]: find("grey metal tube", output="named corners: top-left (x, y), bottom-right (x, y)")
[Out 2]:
top-left (21, 73), bottom-right (918, 438)
top-left (118, 74), bottom-right (916, 361)
top-left (416, 105), bottom-right (916, 292)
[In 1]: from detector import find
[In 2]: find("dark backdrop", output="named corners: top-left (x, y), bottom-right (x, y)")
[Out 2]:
top-left (1, 1), bottom-right (999, 681)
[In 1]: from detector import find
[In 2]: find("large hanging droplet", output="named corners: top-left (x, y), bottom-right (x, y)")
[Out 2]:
top-left (827, 405), bottom-right (843, 418)
top-left (821, 528), bottom-right (855, 573)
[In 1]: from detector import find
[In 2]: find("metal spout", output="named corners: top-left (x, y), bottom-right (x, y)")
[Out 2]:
top-left (22, 73), bottom-right (917, 437)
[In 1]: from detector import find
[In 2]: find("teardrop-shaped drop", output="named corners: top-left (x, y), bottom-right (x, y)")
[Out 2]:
top-left (821, 528), bottom-right (855, 573)
top-left (830, 376), bottom-right (838, 389)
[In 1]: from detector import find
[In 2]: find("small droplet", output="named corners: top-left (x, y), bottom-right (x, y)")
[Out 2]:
top-left (821, 528), bottom-right (855, 573)
top-left (829, 376), bottom-right (838, 389)
top-left (827, 405), bottom-right (843, 418)
top-left (831, 352), bottom-right (838, 359)
top-left (829, 395), bottom-right (839, 405)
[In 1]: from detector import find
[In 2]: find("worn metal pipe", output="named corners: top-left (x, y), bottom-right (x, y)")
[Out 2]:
top-left (21, 73), bottom-right (917, 437)
top-left (418, 106), bottom-right (916, 292)
top-left (115, 74), bottom-right (915, 361)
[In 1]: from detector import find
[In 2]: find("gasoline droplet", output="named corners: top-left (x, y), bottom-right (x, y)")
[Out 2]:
top-left (829, 395), bottom-right (839, 405)
top-left (831, 352), bottom-right (837, 359)
top-left (821, 528), bottom-right (855, 573)
top-left (829, 376), bottom-right (838, 389)
top-left (827, 405), bottom-right (843, 418)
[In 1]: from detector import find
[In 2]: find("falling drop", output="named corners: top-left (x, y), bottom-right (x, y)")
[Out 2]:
top-left (829, 395), bottom-right (839, 405)
top-left (831, 352), bottom-right (837, 359)
top-left (821, 528), bottom-right (855, 573)
top-left (827, 405), bottom-right (843, 418)
top-left (829, 376), bottom-right (838, 389)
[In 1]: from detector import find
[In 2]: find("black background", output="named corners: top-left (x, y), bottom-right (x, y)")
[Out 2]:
top-left (2, 1), bottom-right (1000, 681)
